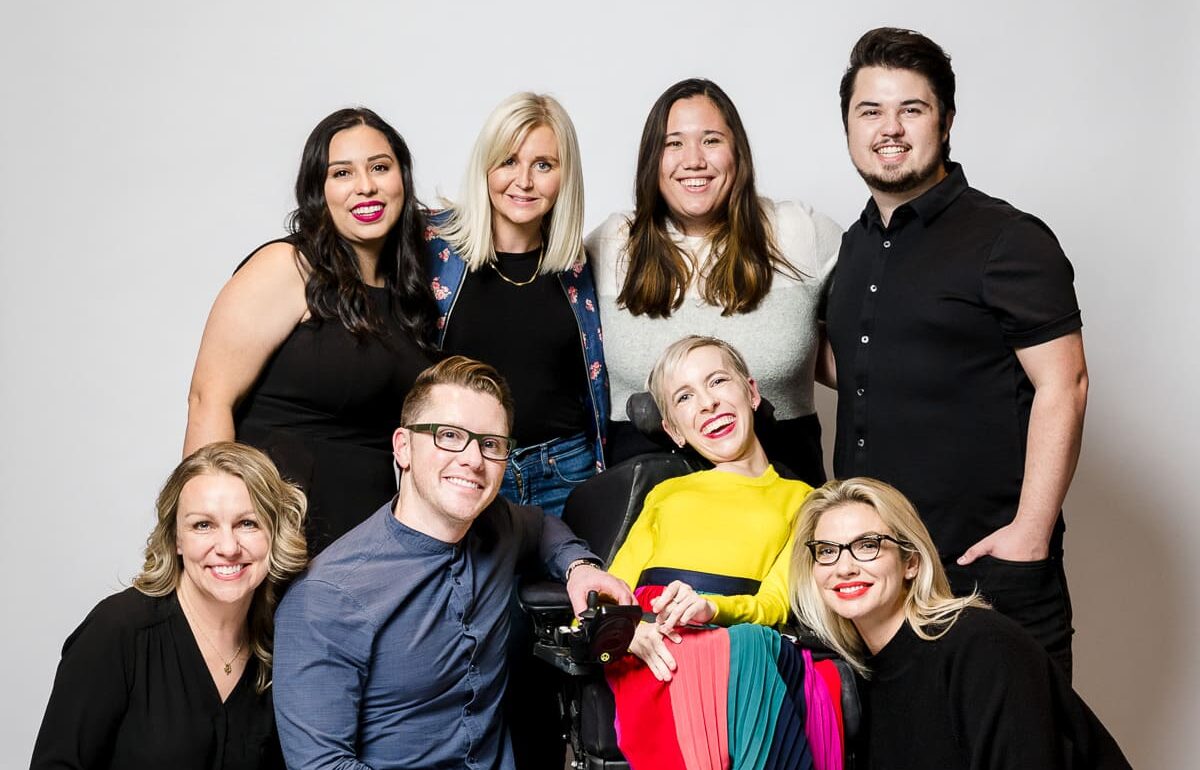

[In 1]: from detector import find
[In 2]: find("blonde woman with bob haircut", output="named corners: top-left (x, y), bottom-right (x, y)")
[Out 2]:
top-left (790, 478), bottom-right (1129, 770)
top-left (32, 442), bottom-right (307, 770)
top-left (426, 92), bottom-right (608, 519)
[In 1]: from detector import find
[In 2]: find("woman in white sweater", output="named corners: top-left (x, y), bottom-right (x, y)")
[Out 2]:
top-left (586, 78), bottom-right (842, 484)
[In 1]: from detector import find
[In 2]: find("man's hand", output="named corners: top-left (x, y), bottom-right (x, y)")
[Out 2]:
top-left (628, 621), bottom-right (680, 682)
top-left (957, 521), bottom-right (1051, 565)
top-left (564, 562), bottom-right (634, 616)
top-left (649, 580), bottom-right (715, 632)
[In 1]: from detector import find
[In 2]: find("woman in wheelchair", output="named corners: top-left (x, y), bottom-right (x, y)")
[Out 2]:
top-left (605, 335), bottom-right (842, 770)
top-left (790, 478), bottom-right (1130, 770)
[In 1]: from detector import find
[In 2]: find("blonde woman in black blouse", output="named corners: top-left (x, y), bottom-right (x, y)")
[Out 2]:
top-left (31, 443), bottom-right (306, 770)
top-left (790, 478), bottom-right (1129, 770)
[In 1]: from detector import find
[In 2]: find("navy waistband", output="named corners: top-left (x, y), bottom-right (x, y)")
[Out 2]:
top-left (636, 567), bottom-right (761, 597)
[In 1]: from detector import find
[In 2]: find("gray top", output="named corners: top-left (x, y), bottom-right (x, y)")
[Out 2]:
top-left (586, 199), bottom-right (842, 421)
top-left (272, 498), bottom-right (596, 770)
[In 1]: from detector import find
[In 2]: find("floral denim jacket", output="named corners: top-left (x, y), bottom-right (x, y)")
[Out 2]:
top-left (424, 213), bottom-right (609, 469)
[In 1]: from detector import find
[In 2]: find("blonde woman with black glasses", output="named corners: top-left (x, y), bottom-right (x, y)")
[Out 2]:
top-left (791, 478), bottom-right (1129, 770)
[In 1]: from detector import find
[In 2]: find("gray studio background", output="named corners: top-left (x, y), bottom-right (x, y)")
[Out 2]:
top-left (1, 1), bottom-right (1195, 767)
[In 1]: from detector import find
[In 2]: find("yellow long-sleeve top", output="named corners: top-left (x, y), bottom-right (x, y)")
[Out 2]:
top-left (607, 465), bottom-right (813, 628)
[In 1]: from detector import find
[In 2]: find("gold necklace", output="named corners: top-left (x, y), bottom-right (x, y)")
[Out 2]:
top-left (491, 244), bottom-right (544, 287)
top-left (178, 589), bottom-right (246, 675)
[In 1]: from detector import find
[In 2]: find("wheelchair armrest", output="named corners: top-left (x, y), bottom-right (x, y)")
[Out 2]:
top-left (519, 580), bottom-right (573, 614)
top-left (518, 585), bottom-right (641, 676)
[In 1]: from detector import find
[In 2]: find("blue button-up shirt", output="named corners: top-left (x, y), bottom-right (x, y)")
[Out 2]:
top-left (273, 498), bottom-right (595, 769)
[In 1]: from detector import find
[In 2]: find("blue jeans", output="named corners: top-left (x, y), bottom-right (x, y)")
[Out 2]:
top-left (500, 431), bottom-right (596, 518)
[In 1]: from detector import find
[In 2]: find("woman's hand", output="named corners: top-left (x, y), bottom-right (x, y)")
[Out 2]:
top-left (628, 621), bottom-right (681, 682)
top-left (650, 580), bottom-right (716, 633)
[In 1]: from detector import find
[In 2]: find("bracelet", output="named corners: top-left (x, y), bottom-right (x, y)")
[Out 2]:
top-left (564, 559), bottom-right (597, 583)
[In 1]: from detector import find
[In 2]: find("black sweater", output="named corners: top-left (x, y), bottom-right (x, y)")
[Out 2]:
top-left (862, 607), bottom-right (1129, 770)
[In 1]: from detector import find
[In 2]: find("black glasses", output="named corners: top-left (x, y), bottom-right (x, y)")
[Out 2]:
top-left (404, 424), bottom-right (516, 461)
top-left (805, 534), bottom-right (910, 565)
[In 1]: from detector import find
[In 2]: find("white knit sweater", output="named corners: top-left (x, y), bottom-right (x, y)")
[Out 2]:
top-left (585, 199), bottom-right (842, 421)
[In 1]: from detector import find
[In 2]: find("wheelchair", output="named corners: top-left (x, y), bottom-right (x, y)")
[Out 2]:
top-left (518, 395), bottom-right (861, 769)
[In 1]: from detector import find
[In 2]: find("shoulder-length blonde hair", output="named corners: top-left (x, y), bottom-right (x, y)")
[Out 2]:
top-left (438, 92), bottom-right (585, 273)
top-left (134, 442), bottom-right (307, 693)
top-left (790, 477), bottom-right (987, 676)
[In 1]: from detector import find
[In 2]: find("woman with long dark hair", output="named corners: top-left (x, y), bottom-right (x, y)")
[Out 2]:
top-left (587, 79), bottom-right (841, 484)
top-left (185, 108), bottom-right (437, 553)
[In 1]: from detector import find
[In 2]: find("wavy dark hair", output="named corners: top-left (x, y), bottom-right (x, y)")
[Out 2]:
top-left (289, 107), bottom-right (437, 351)
top-left (620, 78), bottom-right (793, 318)
top-left (839, 28), bottom-right (956, 162)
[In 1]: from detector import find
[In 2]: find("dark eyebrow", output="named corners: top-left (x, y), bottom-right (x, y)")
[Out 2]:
top-left (327, 153), bottom-right (394, 167)
top-left (664, 129), bottom-right (727, 138)
top-left (900, 99), bottom-right (932, 108)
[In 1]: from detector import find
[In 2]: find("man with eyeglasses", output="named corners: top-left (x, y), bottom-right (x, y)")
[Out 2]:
top-left (273, 356), bottom-right (633, 770)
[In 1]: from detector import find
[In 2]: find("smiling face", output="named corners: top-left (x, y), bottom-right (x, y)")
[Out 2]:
top-left (487, 124), bottom-right (562, 249)
top-left (661, 345), bottom-right (763, 473)
top-left (846, 66), bottom-right (950, 207)
top-left (394, 384), bottom-right (509, 541)
top-left (657, 96), bottom-right (736, 237)
top-left (175, 473), bottom-right (270, 611)
top-left (811, 501), bottom-right (917, 652)
top-left (324, 124), bottom-right (406, 263)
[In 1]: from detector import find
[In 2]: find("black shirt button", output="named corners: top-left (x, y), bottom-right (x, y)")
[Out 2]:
top-left (856, 388), bottom-right (864, 396)
top-left (857, 438), bottom-right (865, 447)
top-left (860, 335), bottom-right (870, 344)
top-left (869, 284), bottom-right (878, 292)
top-left (883, 240), bottom-right (892, 248)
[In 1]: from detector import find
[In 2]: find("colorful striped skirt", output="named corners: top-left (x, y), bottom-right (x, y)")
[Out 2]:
top-left (606, 585), bottom-right (844, 770)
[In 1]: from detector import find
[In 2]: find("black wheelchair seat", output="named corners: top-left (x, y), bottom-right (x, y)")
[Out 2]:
top-left (516, 394), bottom-right (860, 769)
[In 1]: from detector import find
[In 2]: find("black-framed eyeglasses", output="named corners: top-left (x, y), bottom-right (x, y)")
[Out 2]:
top-left (404, 423), bottom-right (516, 462)
top-left (805, 534), bottom-right (911, 565)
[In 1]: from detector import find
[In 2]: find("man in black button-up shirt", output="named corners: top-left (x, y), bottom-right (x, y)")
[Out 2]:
top-left (823, 28), bottom-right (1088, 677)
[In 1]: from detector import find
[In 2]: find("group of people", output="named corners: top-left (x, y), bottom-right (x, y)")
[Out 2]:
top-left (31, 26), bottom-right (1128, 770)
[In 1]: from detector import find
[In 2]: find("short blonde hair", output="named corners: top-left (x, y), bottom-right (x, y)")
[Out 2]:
top-left (438, 92), bottom-right (585, 273)
top-left (646, 335), bottom-right (754, 436)
top-left (134, 442), bottom-right (307, 692)
top-left (790, 477), bottom-right (987, 676)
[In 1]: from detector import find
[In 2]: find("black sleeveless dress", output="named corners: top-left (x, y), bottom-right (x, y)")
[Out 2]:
top-left (235, 283), bottom-right (430, 554)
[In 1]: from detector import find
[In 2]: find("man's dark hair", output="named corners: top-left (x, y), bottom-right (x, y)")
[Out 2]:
top-left (839, 28), bottom-right (956, 162)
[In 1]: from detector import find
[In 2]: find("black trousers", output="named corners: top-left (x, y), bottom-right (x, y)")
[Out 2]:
top-left (943, 553), bottom-right (1075, 680)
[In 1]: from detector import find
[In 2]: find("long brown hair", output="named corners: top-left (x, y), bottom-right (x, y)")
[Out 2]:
top-left (619, 79), bottom-right (796, 318)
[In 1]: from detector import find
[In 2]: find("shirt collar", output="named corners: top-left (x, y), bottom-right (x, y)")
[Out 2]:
top-left (860, 162), bottom-right (969, 230)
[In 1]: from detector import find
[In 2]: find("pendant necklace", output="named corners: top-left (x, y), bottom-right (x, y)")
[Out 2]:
top-left (179, 589), bottom-right (245, 675)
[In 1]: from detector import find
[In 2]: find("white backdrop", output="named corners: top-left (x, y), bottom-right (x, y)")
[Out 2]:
top-left (2, 1), bottom-right (1195, 766)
